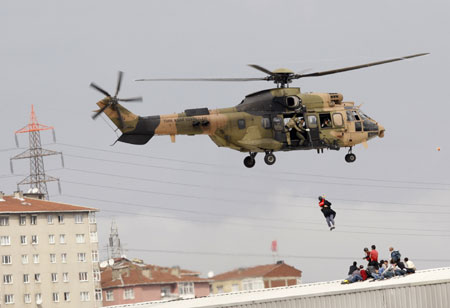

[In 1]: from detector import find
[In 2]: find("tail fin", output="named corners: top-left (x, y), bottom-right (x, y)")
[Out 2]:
top-left (96, 99), bottom-right (139, 134)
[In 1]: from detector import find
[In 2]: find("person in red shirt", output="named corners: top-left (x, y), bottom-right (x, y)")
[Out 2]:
top-left (359, 265), bottom-right (368, 281)
top-left (318, 196), bottom-right (336, 230)
top-left (369, 245), bottom-right (379, 268)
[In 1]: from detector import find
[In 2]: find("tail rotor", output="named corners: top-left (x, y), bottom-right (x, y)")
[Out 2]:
top-left (90, 71), bottom-right (143, 129)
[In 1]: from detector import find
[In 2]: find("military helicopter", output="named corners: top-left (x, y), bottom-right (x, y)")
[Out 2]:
top-left (90, 53), bottom-right (427, 168)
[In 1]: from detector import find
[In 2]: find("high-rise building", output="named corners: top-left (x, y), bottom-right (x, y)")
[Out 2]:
top-left (0, 191), bottom-right (102, 307)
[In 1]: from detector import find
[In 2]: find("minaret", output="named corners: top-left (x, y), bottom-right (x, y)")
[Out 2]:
top-left (10, 105), bottom-right (64, 200)
top-left (108, 219), bottom-right (124, 259)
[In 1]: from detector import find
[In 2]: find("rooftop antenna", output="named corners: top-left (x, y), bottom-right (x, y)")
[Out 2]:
top-left (107, 219), bottom-right (124, 259)
top-left (10, 105), bottom-right (64, 200)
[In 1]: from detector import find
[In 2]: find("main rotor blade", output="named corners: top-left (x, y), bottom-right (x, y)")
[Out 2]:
top-left (248, 64), bottom-right (275, 76)
top-left (135, 77), bottom-right (267, 82)
top-left (90, 83), bottom-right (111, 97)
top-left (295, 53), bottom-right (429, 79)
top-left (118, 97), bottom-right (143, 102)
top-left (92, 104), bottom-right (110, 120)
top-left (115, 71), bottom-right (123, 97)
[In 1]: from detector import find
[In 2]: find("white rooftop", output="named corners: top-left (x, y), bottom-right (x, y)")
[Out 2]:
top-left (108, 267), bottom-right (450, 308)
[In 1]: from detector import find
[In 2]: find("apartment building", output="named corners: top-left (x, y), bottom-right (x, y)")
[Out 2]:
top-left (0, 191), bottom-right (102, 307)
top-left (211, 261), bottom-right (302, 294)
top-left (101, 258), bottom-right (211, 306)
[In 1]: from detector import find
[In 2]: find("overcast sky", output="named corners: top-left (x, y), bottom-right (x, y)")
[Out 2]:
top-left (2, 0), bottom-right (450, 283)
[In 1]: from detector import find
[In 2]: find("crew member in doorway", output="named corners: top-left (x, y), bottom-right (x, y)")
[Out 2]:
top-left (318, 196), bottom-right (336, 230)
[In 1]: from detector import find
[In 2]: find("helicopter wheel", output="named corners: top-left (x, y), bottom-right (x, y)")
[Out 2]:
top-left (243, 156), bottom-right (256, 168)
top-left (345, 153), bottom-right (356, 163)
top-left (264, 152), bottom-right (276, 165)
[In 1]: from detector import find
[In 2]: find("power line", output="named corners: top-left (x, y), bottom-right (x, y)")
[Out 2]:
top-left (61, 180), bottom-right (450, 215)
top-left (53, 142), bottom-right (450, 186)
top-left (99, 247), bottom-right (450, 263)
top-left (62, 153), bottom-right (450, 192)
top-left (58, 166), bottom-right (450, 209)
top-left (60, 194), bottom-right (450, 233)
top-left (56, 195), bottom-right (450, 238)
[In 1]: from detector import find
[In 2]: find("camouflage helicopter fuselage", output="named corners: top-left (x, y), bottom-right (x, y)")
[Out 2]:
top-left (97, 87), bottom-right (384, 166)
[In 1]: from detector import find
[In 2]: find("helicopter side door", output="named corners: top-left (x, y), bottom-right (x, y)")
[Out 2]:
top-left (306, 114), bottom-right (320, 146)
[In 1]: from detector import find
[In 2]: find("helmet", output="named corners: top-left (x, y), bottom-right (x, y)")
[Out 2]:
top-left (318, 196), bottom-right (323, 201)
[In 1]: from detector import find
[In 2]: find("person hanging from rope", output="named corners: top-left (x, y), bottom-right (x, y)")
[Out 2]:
top-left (318, 196), bottom-right (336, 230)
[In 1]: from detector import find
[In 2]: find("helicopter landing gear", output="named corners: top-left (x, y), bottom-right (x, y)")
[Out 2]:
top-left (264, 152), bottom-right (276, 165)
top-left (345, 147), bottom-right (356, 163)
top-left (243, 152), bottom-right (257, 168)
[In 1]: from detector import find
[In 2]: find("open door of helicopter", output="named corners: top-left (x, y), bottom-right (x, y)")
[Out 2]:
top-left (272, 114), bottom-right (286, 143)
top-left (306, 114), bottom-right (320, 146)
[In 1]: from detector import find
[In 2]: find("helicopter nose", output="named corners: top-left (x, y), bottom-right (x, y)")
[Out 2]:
top-left (378, 125), bottom-right (385, 138)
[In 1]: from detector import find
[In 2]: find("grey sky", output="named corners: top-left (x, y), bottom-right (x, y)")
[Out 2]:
top-left (1, 0), bottom-right (450, 282)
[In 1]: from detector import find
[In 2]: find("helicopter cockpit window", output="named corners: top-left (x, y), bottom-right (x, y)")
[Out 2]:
top-left (307, 115), bottom-right (317, 128)
top-left (332, 113), bottom-right (344, 127)
top-left (352, 110), bottom-right (361, 121)
top-left (237, 119), bottom-right (246, 129)
top-left (261, 117), bottom-right (271, 129)
top-left (346, 111), bottom-right (355, 121)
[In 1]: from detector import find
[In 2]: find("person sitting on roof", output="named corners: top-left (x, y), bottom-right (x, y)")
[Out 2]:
top-left (404, 257), bottom-right (416, 274)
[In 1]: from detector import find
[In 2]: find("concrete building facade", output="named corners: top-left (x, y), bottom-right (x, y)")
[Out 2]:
top-left (0, 192), bottom-right (102, 307)
top-left (211, 261), bottom-right (302, 294)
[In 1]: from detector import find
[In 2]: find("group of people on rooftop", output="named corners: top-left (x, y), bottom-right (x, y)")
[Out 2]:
top-left (342, 245), bottom-right (417, 284)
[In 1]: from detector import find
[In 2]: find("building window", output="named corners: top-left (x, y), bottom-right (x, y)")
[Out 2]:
top-left (49, 234), bottom-right (55, 244)
top-left (95, 289), bottom-right (102, 301)
top-left (92, 250), bottom-right (99, 262)
top-left (47, 215), bottom-right (53, 224)
top-left (106, 290), bottom-right (114, 301)
top-left (232, 283), bottom-right (240, 292)
top-left (33, 254), bottom-right (39, 264)
top-left (93, 269), bottom-right (100, 282)
top-left (20, 235), bottom-right (27, 245)
top-left (52, 292), bottom-right (59, 302)
top-left (51, 273), bottom-right (58, 282)
top-left (3, 274), bottom-right (13, 284)
top-left (76, 234), bottom-right (85, 243)
top-left (59, 234), bottom-right (66, 244)
top-left (217, 285), bottom-right (224, 294)
top-left (22, 255), bottom-right (28, 264)
top-left (35, 293), bottom-right (42, 303)
top-left (0, 216), bottom-right (9, 226)
top-left (75, 214), bottom-right (83, 223)
top-left (89, 212), bottom-right (96, 223)
top-left (80, 291), bottom-right (90, 302)
top-left (64, 292), bottom-right (70, 302)
top-left (24, 293), bottom-right (31, 304)
top-left (4, 294), bottom-right (14, 304)
top-left (50, 254), bottom-right (56, 263)
top-left (242, 278), bottom-right (264, 291)
top-left (2, 255), bottom-right (12, 264)
top-left (90, 232), bottom-right (98, 243)
top-left (123, 288), bottom-right (134, 300)
top-left (61, 253), bottom-right (67, 263)
top-left (34, 273), bottom-right (41, 283)
top-left (31, 215), bottom-right (37, 225)
top-left (23, 274), bottom-right (29, 283)
top-left (19, 215), bottom-right (26, 225)
top-left (58, 215), bottom-right (64, 224)
top-left (77, 253), bottom-right (86, 262)
top-left (179, 282), bottom-right (194, 295)
top-left (31, 235), bottom-right (38, 245)
top-left (1, 235), bottom-right (11, 245)
top-left (63, 272), bottom-right (69, 282)
top-left (79, 272), bottom-right (88, 282)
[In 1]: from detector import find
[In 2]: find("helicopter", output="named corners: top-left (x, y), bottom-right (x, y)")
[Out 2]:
top-left (90, 53), bottom-right (427, 168)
